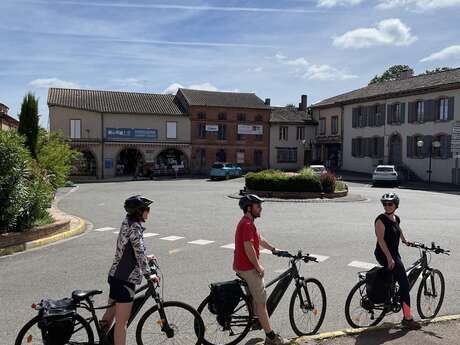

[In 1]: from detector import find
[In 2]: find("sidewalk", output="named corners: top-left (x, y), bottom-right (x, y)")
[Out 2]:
top-left (295, 315), bottom-right (460, 345)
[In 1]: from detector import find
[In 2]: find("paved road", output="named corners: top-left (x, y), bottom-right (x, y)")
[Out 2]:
top-left (2, 178), bottom-right (459, 344)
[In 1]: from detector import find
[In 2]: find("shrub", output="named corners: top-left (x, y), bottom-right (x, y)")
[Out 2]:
top-left (245, 170), bottom-right (321, 192)
top-left (320, 172), bottom-right (337, 194)
top-left (336, 180), bottom-right (348, 192)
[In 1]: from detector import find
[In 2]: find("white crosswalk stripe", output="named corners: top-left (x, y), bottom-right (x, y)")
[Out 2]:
top-left (220, 243), bottom-right (235, 250)
top-left (188, 239), bottom-right (215, 245)
top-left (160, 236), bottom-right (184, 241)
top-left (260, 249), bottom-right (272, 254)
top-left (348, 261), bottom-right (377, 270)
top-left (144, 232), bottom-right (159, 238)
top-left (95, 227), bottom-right (116, 232)
top-left (310, 254), bottom-right (330, 263)
top-left (113, 231), bottom-right (119, 234)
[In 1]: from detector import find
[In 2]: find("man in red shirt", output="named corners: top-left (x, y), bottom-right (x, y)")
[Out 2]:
top-left (233, 194), bottom-right (289, 345)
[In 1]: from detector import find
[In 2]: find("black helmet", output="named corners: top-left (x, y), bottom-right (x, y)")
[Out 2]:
top-left (239, 194), bottom-right (264, 211)
top-left (124, 195), bottom-right (153, 215)
top-left (380, 193), bottom-right (399, 207)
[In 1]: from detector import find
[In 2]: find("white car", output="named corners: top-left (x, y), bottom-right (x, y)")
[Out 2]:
top-left (372, 165), bottom-right (399, 186)
top-left (310, 165), bottom-right (327, 177)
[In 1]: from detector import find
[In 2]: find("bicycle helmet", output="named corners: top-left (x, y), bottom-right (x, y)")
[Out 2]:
top-left (124, 195), bottom-right (153, 215)
top-left (239, 194), bottom-right (264, 211)
top-left (380, 193), bottom-right (399, 207)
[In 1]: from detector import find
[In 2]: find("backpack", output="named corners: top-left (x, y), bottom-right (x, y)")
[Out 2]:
top-left (38, 298), bottom-right (76, 345)
top-left (365, 266), bottom-right (393, 304)
top-left (208, 280), bottom-right (243, 317)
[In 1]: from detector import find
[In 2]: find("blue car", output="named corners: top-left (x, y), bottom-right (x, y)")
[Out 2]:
top-left (210, 162), bottom-right (243, 180)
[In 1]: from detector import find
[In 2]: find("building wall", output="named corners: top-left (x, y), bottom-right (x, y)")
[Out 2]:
top-left (342, 89), bottom-right (460, 183)
top-left (189, 105), bottom-right (270, 172)
top-left (312, 106), bottom-right (342, 166)
top-left (269, 123), bottom-right (316, 170)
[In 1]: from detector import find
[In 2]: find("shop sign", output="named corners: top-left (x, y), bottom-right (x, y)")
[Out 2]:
top-left (237, 124), bottom-right (263, 135)
top-left (206, 125), bottom-right (219, 132)
top-left (106, 128), bottom-right (158, 141)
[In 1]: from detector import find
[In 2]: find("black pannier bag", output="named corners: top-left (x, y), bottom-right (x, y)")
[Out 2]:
top-left (38, 298), bottom-right (76, 345)
top-left (365, 266), bottom-right (393, 304)
top-left (208, 280), bottom-right (243, 316)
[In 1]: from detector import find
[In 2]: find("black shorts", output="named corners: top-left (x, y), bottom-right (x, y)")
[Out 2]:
top-left (108, 276), bottom-right (135, 303)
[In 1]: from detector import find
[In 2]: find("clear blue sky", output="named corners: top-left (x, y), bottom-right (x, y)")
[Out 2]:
top-left (1, 0), bottom-right (460, 128)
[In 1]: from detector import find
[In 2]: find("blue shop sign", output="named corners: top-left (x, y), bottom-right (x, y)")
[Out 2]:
top-left (106, 128), bottom-right (158, 141)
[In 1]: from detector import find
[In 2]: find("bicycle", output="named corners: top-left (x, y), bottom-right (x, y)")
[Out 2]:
top-left (345, 241), bottom-right (450, 328)
top-left (197, 250), bottom-right (327, 345)
top-left (15, 260), bottom-right (205, 345)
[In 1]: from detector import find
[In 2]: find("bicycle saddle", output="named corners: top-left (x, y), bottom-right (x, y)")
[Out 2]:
top-left (71, 289), bottom-right (103, 301)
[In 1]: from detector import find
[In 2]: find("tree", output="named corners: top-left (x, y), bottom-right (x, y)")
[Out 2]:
top-left (17, 93), bottom-right (40, 158)
top-left (369, 65), bottom-right (414, 85)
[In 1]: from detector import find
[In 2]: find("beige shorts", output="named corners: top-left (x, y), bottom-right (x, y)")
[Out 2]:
top-left (237, 269), bottom-right (267, 304)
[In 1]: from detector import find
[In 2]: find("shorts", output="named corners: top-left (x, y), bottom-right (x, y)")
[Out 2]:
top-left (108, 276), bottom-right (135, 303)
top-left (237, 269), bottom-right (267, 304)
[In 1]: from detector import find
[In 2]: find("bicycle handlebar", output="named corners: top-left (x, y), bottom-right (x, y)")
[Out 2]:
top-left (407, 241), bottom-right (450, 255)
top-left (273, 250), bottom-right (318, 263)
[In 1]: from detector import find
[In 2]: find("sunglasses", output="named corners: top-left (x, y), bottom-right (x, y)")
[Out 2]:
top-left (382, 202), bottom-right (395, 207)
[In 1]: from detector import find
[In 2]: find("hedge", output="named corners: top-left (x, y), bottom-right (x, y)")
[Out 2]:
top-left (245, 169), bottom-right (322, 192)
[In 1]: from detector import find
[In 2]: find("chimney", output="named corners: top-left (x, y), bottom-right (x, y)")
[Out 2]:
top-left (398, 70), bottom-right (414, 80)
top-left (264, 98), bottom-right (271, 106)
top-left (299, 95), bottom-right (307, 111)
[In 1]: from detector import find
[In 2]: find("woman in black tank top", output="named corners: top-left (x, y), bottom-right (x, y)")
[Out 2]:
top-left (374, 193), bottom-right (420, 330)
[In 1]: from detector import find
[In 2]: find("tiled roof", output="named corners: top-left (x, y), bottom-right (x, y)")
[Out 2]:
top-left (270, 106), bottom-right (315, 124)
top-left (312, 68), bottom-right (460, 108)
top-left (48, 88), bottom-right (185, 115)
top-left (177, 88), bottom-right (270, 109)
top-left (1, 113), bottom-right (19, 126)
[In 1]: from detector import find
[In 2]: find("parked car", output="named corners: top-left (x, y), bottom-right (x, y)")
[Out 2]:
top-left (210, 162), bottom-right (243, 180)
top-left (372, 165), bottom-right (399, 186)
top-left (309, 165), bottom-right (327, 177)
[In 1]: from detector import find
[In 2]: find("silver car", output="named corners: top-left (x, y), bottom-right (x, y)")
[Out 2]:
top-left (372, 165), bottom-right (399, 186)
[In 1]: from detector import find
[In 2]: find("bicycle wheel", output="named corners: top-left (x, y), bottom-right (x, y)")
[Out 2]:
top-left (417, 269), bottom-right (445, 319)
top-left (345, 280), bottom-right (386, 328)
top-left (136, 301), bottom-right (205, 345)
top-left (15, 313), bottom-right (94, 345)
top-left (289, 278), bottom-right (327, 336)
top-left (197, 293), bottom-right (253, 345)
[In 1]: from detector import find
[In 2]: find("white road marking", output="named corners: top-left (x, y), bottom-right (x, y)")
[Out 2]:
top-left (188, 239), bottom-right (215, 245)
top-left (221, 243), bottom-right (235, 250)
top-left (348, 261), bottom-right (378, 270)
top-left (113, 231), bottom-right (119, 234)
top-left (95, 227), bottom-right (116, 232)
top-left (144, 233), bottom-right (159, 238)
top-left (310, 254), bottom-right (330, 263)
top-left (260, 249), bottom-right (272, 254)
top-left (160, 236), bottom-right (184, 241)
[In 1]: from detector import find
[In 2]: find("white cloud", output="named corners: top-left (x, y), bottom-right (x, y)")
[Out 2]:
top-left (247, 67), bottom-right (263, 72)
top-left (333, 18), bottom-right (417, 48)
top-left (275, 53), bottom-right (287, 61)
top-left (285, 57), bottom-right (309, 67)
top-left (420, 45), bottom-right (460, 62)
top-left (163, 82), bottom-right (240, 94)
top-left (111, 78), bottom-right (143, 87)
top-left (377, 0), bottom-right (460, 10)
top-left (318, 0), bottom-right (365, 7)
top-left (29, 78), bottom-right (80, 89)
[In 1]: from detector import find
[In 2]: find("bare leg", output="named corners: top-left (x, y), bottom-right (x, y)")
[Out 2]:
top-left (101, 298), bottom-right (116, 327)
top-left (255, 303), bottom-right (273, 334)
top-left (114, 302), bottom-right (133, 345)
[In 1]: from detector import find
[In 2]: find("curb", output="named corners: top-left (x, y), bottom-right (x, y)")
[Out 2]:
top-left (227, 193), bottom-right (367, 203)
top-left (291, 313), bottom-right (460, 344)
top-left (0, 217), bottom-right (86, 257)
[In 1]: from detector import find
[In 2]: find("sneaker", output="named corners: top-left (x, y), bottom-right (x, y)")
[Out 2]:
top-left (264, 333), bottom-right (290, 345)
top-left (401, 318), bottom-right (421, 330)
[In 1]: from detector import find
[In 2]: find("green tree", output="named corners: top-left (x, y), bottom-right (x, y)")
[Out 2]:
top-left (37, 128), bottom-right (81, 188)
top-left (369, 65), bottom-right (414, 84)
top-left (17, 93), bottom-right (40, 158)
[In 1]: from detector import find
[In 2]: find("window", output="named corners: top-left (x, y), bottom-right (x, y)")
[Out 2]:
top-left (218, 112), bottom-right (227, 120)
top-left (416, 101), bottom-right (424, 122)
top-left (375, 105), bottom-right (382, 126)
top-left (372, 137), bottom-right (379, 157)
top-left (70, 119), bottom-right (81, 139)
top-left (197, 112), bottom-right (206, 120)
top-left (357, 138), bottom-right (363, 157)
top-left (217, 124), bottom-right (226, 140)
top-left (237, 113), bottom-right (246, 121)
top-left (296, 126), bottom-right (305, 140)
top-left (254, 150), bottom-right (263, 166)
top-left (198, 123), bottom-right (206, 139)
top-left (439, 98), bottom-right (449, 120)
top-left (319, 119), bottom-right (326, 135)
top-left (166, 122), bottom-right (177, 139)
top-left (255, 114), bottom-right (263, 122)
top-left (237, 133), bottom-right (244, 140)
top-left (358, 109), bottom-right (365, 127)
top-left (279, 126), bottom-right (288, 141)
top-left (415, 135), bottom-right (424, 157)
top-left (432, 135), bottom-right (442, 157)
top-left (393, 103), bottom-right (401, 123)
top-left (331, 116), bottom-right (338, 135)
top-left (237, 150), bottom-right (245, 164)
top-left (216, 149), bottom-right (226, 162)
top-left (277, 148), bottom-right (297, 163)
top-left (255, 134), bottom-right (263, 141)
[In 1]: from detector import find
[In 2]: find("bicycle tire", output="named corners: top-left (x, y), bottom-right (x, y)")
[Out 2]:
top-left (15, 313), bottom-right (94, 345)
top-left (289, 278), bottom-right (327, 336)
top-left (197, 293), bottom-right (253, 345)
top-left (416, 269), bottom-right (445, 319)
top-left (344, 280), bottom-right (386, 328)
top-left (135, 300), bottom-right (205, 345)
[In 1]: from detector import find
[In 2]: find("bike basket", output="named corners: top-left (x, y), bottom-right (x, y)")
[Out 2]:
top-left (208, 280), bottom-right (243, 316)
top-left (38, 298), bottom-right (76, 345)
top-left (365, 267), bottom-right (393, 304)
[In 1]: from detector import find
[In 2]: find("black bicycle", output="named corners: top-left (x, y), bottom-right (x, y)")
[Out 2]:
top-left (197, 250), bottom-right (327, 345)
top-left (15, 260), bottom-right (205, 345)
top-left (345, 241), bottom-right (450, 328)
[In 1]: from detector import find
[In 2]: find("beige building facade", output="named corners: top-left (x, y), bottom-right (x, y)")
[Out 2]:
top-left (0, 103), bottom-right (19, 131)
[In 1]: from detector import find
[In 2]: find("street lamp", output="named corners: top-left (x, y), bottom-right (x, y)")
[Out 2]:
top-left (417, 139), bottom-right (441, 184)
